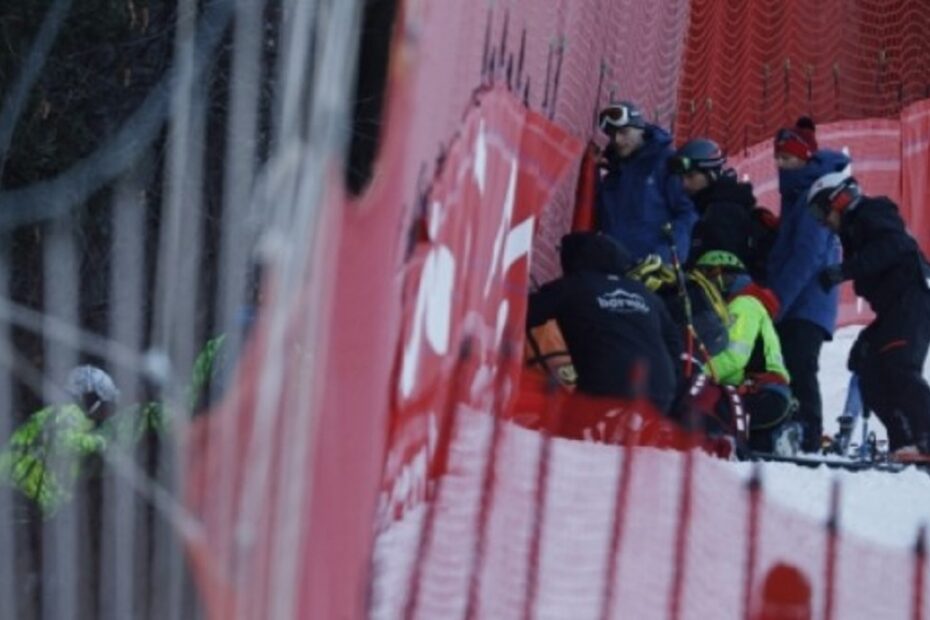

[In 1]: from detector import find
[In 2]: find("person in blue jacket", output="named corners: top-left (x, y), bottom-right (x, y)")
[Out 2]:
top-left (767, 117), bottom-right (848, 452)
top-left (594, 101), bottom-right (697, 264)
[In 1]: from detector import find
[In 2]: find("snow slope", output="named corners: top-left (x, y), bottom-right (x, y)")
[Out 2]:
top-left (734, 325), bottom-right (930, 550)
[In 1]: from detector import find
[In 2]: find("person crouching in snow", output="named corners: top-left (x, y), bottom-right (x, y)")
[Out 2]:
top-left (527, 231), bottom-right (683, 416)
top-left (808, 170), bottom-right (930, 458)
top-left (689, 251), bottom-right (798, 454)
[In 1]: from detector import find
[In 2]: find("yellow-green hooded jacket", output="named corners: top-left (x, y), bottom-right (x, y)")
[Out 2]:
top-left (0, 405), bottom-right (106, 515)
top-left (710, 278), bottom-right (790, 389)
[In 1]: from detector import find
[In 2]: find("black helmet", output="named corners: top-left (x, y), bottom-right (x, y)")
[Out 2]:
top-left (667, 138), bottom-right (726, 178)
top-left (598, 101), bottom-right (645, 135)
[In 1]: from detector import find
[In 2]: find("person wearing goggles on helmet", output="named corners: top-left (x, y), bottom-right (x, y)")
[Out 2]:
top-left (766, 117), bottom-right (847, 453)
top-left (808, 171), bottom-right (930, 459)
top-left (594, 101), bottom-right (696, 265)
top-left (666, 138), bottom-right (776, 282)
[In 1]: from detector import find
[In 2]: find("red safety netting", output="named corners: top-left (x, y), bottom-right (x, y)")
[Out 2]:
top-left (371, 393), bottom-right (928, 619)
top-left (183, 1), bottom-right (930, 618)
top-left (676, 0), bottom-right (930, 153)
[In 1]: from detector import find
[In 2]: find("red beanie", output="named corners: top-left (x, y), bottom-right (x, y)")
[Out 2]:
top-left (774, 117), bottom-right (818, 161)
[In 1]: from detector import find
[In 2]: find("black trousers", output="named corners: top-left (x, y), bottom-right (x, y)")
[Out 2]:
top-left (778, 319), bottom-right (827, 452)
top-left (674, 376), bottom-right (792, 453)
top-left (850, 287), bottom-right (930, 451)
top-left (744, 388), bottom-right (794, 453)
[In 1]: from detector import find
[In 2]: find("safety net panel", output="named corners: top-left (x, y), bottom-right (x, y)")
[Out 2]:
top-left (402, 1), bottom-right (691, 285)
top-left (676, 0), bottom-right (930, 152)
top-left (369, 2), bottom-right (930, 619)
top-left (7, 0), bottom-right (930, 617)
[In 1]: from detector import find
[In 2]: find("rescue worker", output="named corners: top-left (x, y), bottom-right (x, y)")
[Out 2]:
top-left (691, 251), bottom-right (797, 453)
top-left (809, 170), bottom-right (930, 457)
top-left (0, 366), bottom-right (116, 515)
top-left (666, 137), bottom-right (777, 282)
top-left (527, 232), bottom-right (682, 414)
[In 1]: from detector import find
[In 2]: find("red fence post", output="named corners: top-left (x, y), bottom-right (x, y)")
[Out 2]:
top-left (668, 448), bottom-right (696, 620)
top-left (823, 479), bottom-right (841, 620)
top-left (464, 339), bottom-right (517, 620)
top-left (523, 378), bottom-right (563, 620)
top-left (403, 339), bottom-right (475, 620)
top-left (599, 411), bottom-right (642, 620)
top-left (913, 524), bottom-right (927, 620)
top-left (742, 464), bottom-right (762, 620)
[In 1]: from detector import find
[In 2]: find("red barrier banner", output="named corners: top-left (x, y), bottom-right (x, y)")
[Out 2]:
top-left (378, 87), bottom-right (583, 529)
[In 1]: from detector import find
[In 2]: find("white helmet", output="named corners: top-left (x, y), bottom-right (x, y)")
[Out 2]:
top-left (806, 168), bottom-right (860, 221)
top-left (66, 365), bottom-right (119, 412)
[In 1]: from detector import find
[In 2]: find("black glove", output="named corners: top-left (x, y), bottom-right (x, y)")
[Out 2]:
top-left (599, 142), bottom-right (622, 171)
top-left (817, 265), bottom-right (846, 292)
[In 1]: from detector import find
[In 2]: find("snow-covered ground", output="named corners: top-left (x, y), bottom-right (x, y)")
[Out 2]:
top-left (731, 324), bottom-right (930, 550)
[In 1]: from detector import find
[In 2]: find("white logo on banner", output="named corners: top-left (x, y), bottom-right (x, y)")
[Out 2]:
top-left (400, 242), bottom-right (455, 398)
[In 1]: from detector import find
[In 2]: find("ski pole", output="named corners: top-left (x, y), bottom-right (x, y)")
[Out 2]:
top-left (660, 223), bottom-right (694, 375)
top-left (661, 222), bottom-right (718, 381)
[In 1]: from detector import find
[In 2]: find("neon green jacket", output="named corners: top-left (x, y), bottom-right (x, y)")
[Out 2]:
top-left (0, 405), bottom-right (106, 514)
top-left (0, 335), bottom-right (225, 516)
top-left (711, 286), bottom-right (790, 387)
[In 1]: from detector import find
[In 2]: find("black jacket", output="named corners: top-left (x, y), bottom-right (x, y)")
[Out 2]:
top-left (688, 173), bottom-right (773, 280)
top-left (839, 196), bottom-right (930, 314)
top-left (527, 233), bottom-right (682, 411)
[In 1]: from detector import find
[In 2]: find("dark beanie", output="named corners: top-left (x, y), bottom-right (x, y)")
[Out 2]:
top-left (774, 117), bottom-right (818, 161)
top-left (559, 232), bottom-right (633, 276)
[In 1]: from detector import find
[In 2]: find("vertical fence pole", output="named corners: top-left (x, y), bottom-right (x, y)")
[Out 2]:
top-left (403, 338), bottom-right (474, 620)
top-left (668, 448), bottom-right (696, 620)
top-left (523, 378), bottom-right (562, 620)
top-left (464, 340), bottom-right (516, 620)
top-left (599, 408), bottom-right (641, 620)
top-left (481, 8), bottom-right (493, 81)
top-left (742, 464), bottom-right (762, 620)
top-left (823, 478), bottom-right (841, 620)
top-left (548, 37), bottom-right (565, 121)
top-left (913, 524), bottom-right (926, 620)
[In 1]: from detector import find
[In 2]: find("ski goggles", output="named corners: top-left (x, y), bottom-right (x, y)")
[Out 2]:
top-left (666, 154), bottom-right (724, 175)
top-left (598, 105), bottom-right (643, 135)
top-left (666, 155), bottom-right (696, 175)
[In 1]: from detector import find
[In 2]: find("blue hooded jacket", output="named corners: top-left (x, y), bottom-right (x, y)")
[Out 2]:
top-left (594, 125), bottom-right (697, 264)
top-left (767, 149), bottom-right (848, 337)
